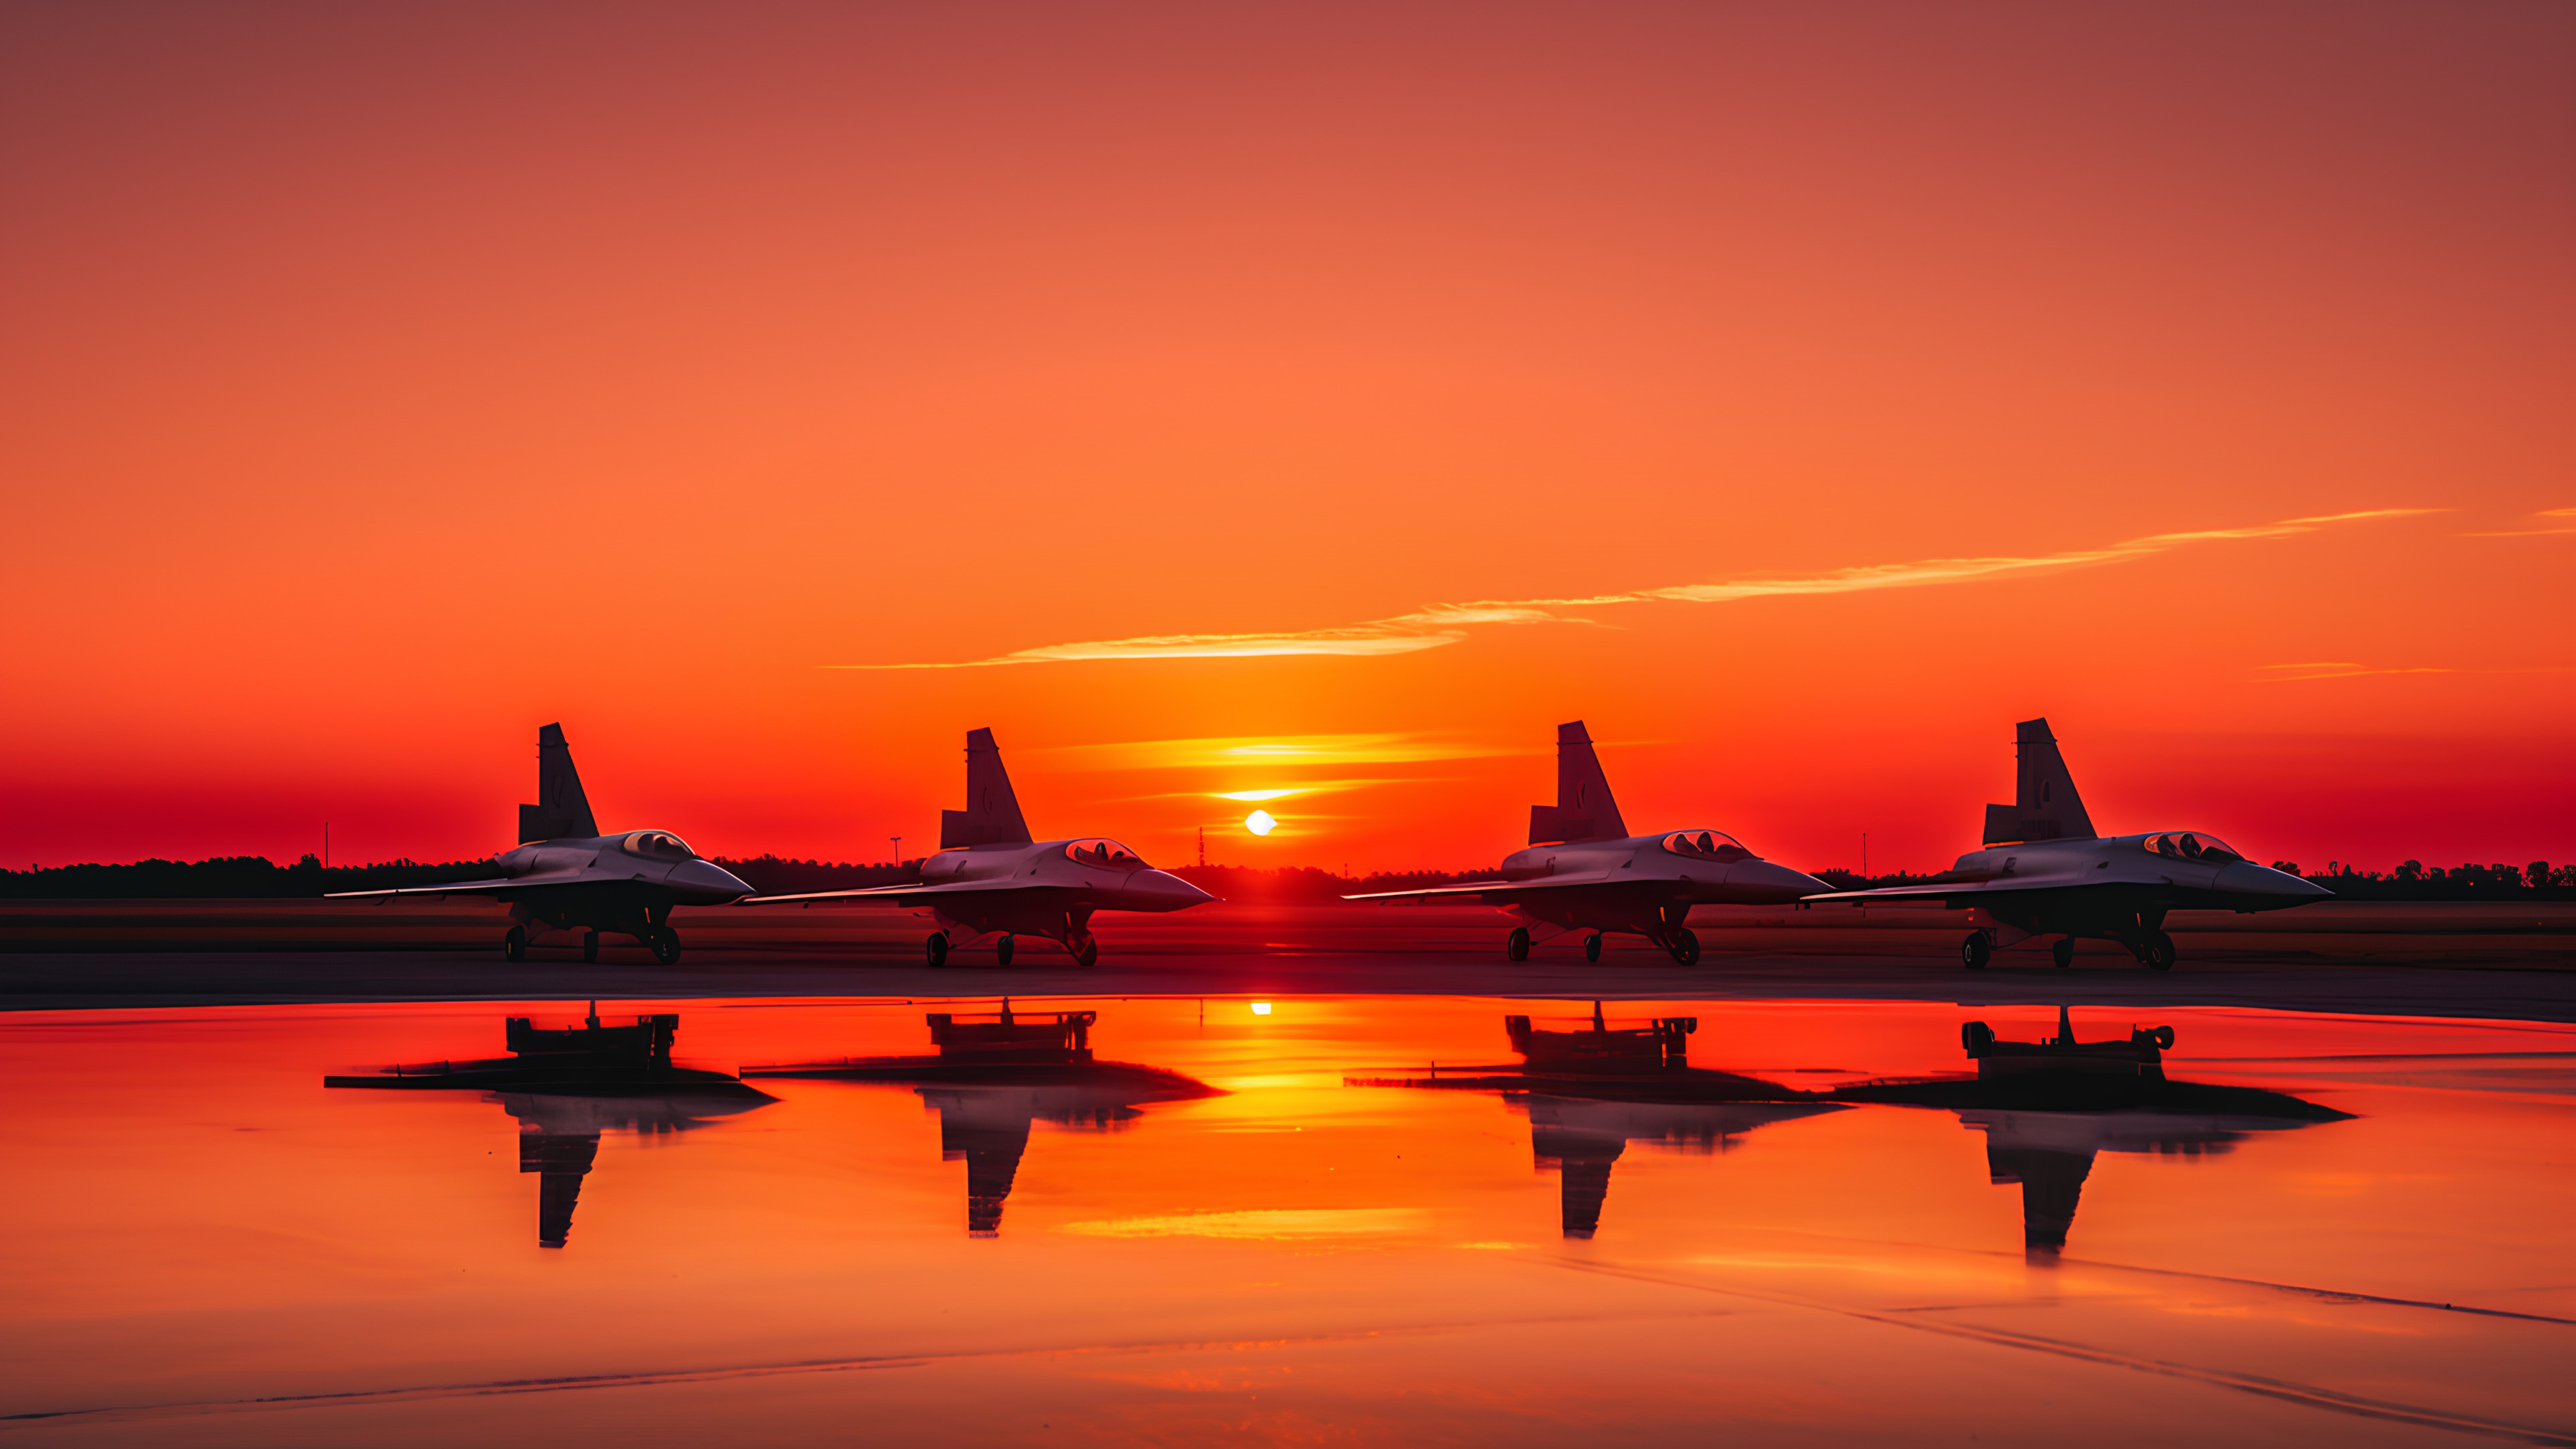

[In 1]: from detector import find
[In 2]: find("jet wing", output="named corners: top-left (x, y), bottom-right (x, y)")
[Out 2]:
top-left (743, 879), bottom-right (1077, 906)
top-left (1803, 882), bottom-right (1977, 903)
top-left (326, 871), bottom-right (591, 900)
top-left (1346, 873), bottom-right (1626, 904)
top-left (1805, 871), bottom-right (2096, 903)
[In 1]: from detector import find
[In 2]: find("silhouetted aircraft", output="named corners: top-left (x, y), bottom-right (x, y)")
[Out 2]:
top-left (327, 722), bottom-right (751, 963)
top-left (324, 1007), bottom-right (774, 1247)
top-left (743, 727), bottom-right (1213, 966)
top-left (1832, 1007), bottom-right (2350, 1258)
top-left (1807, 717), bottom-right (2327, 969)
top-left (1345, 720), bottom-right (1829, 964)
top-left (746, 1003), bottom-right (1216, 1234)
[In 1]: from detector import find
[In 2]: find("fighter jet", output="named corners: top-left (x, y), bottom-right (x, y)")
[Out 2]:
top-left (741, 727), bottom-right (1214, 967)
top-left (1344, 720), bottom-right (1829, 965)
top-left (326, 723), bottom-right (751, 964)
top-left (1805, 718), bottom-right (2328, 970)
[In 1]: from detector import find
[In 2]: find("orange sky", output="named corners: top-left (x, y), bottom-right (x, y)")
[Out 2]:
top-left (3, 1), bottom-right (2569, 874)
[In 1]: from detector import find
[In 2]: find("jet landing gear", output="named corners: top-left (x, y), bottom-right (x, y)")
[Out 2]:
top-left (1069, 932), bottom-right (1099, 969)
top-left (583, 930), bottom-right (600, 963)
top-left (504, 926), bottom-right (527, 962)
top-left (996, 934), bottom-right (1016, 967)
top-left (1584, 934), bottom-right (1604, 963)
top-left (926, 932), bottom-right (949, 967)
top-left (649, 927), bottom-right (682, 965)
top-left (2133, 930), bottom-right (2176, 972)
top-left (1962, 930), bottom-right (1992, 969)
top-left (1505, 927), bottom-right (1531, 962)
top-left (2052, 937), bottom-right (2075, 969)
top-left (1664, 928), bottom-right (1701, 967)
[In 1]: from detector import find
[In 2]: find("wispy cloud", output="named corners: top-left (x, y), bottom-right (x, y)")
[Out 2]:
top-left (2458, 506), bottom-right (2576, 538)
top-left (2255, 661), bottom-right (2569, 683)
top-left (2255, 661), bottom-right (2455, 682)
top-left (837, 508), bottom-right (2445, 669)
top-left (1032, 733), bottom-right (1542, 773)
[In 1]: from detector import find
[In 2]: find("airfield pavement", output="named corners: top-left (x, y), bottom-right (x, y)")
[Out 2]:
top-left (1, 898), bottom-right (2567, 1020)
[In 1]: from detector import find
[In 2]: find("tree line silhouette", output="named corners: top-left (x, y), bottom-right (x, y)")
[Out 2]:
top-left (3, 853), bottom-right (2566, 901)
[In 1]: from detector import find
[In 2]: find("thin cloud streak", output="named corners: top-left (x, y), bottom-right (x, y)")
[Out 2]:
top-left (1034, 734), bottom-right (1543, 773)
top-left (837, 508), bottom-right (2445, 669)
top-left (2459, 505), bottom-right (2576, 537)
top-left (2256, 661), bottom-right (2569, 682)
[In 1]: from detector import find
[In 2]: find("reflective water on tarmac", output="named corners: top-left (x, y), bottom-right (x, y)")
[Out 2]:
top-left (1, 997), bottom-right (2568, 1446)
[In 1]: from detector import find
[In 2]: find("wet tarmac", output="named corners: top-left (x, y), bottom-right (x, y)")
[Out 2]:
top-left (3, 946), bottom-right (2569, 1023)
top-left (1, 994), bottom-right (2567, 1446)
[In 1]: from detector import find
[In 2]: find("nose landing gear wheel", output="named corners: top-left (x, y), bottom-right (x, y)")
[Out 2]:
top-left (1071, 933), bottom-right (1098, 968)
top-left (1583, 933), bottom-right (1603, 963)
top-left (649, 927), bottom-right (682, 965)
top-left (996, 934), bottom-right (1016, 967)
top-left (1505, 926), bottom-right (1531, 961)
top-left (1961, 931), bottom-right (1992, 969)
top-left (2141, 930), bottom-right (2176, 971)
top-left (2051, 937), bottom-right (2074, 969)
top-left (582, 930), bottom-right (600, 963)
top-left (1666, 928), bottom-right (1701, 966)
top-left (925, 931), bottom-right (949, 967)
top-left (503, 926), bottom-right (526, 963)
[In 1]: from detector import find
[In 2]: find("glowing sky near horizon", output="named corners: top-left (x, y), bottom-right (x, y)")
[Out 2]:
top-left (1, 1), bottom-right (2568, 874)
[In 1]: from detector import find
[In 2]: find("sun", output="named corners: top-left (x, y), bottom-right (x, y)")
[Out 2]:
top-left (1244, 810), bottom-right (1278, 837)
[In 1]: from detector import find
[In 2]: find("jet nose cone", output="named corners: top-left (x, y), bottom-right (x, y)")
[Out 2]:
top-left (2215, 861), bottom-right (2331, 898)
top-left (674, 859), bottom-right (754, 902)
top-left (1130, 869), bottom-right (1218, 911)
top-left (1741, 861), bottom-right (1835, 903)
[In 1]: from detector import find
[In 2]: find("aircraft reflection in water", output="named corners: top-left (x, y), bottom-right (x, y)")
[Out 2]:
top-left (746, 1003), bottom-right (1217, 1235)
top-left (1351, 1004), bottom-right (1843, 1237)
top-left (1356, 1004), bottom-right (2348, 1250)
top-left (1349, 720), bottom-right (1829, 965)
top-left (325, 1008), bottom-right (773, 1247)
top-left (1833, 1006), bottom-right (2351, 1257)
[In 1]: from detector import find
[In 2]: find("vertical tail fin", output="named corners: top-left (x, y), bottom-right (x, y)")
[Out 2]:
top-left (939, 727), bottom-right (1034, 847)
top-left (1981, 717), bottom-right (2096, 844)
top-left (517, 722), bottom-right (600, 843)
top-left (1528, 720), bottom-right (1628, 845)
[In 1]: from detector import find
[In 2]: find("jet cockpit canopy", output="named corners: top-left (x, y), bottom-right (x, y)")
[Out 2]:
top-left (1065, 839), bottom-right (1148, 869)
top-left (622, 830), bottom-right (698, 861)
top-left (1660, 830), bottom-right (1752, 862)
top-left (2141, 832), bottom-right (2241, 864)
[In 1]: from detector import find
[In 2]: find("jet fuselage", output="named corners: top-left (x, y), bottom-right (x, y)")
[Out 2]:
top-left (906, 837), bottom-right (1215, 942)
top-left (1914, 831), bottom-right (2326, 935)
top-left (1493, 830), bottom-right (1831, 938)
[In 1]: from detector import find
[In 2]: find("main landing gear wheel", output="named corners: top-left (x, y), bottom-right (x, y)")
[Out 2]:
top-left (582, 930), bottom-right (600, 963)
top-left (2051, 937), bottom-right (2075, 969)
top-left (1961, 931), bottom-right (1992, 970)
top-left (503, 926), bottom-right (527, 963)
top-left (649, 926), bottom-right (682, 965)
top-left (2141, 930), bottom-right (2176, 972)
top-left (925, 931), bottom-right (949, 967)
top-left (1071, 934), bottom-right (1098, 968)
top-left (1505, 926), bottom-right (1531, 962)
top-left (1666, 928), bottom-right (1701, 967)
top-left (996, 934), bottom-right (1016, 967)
top-left (1583, 933), bottom-right (1604, 963)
